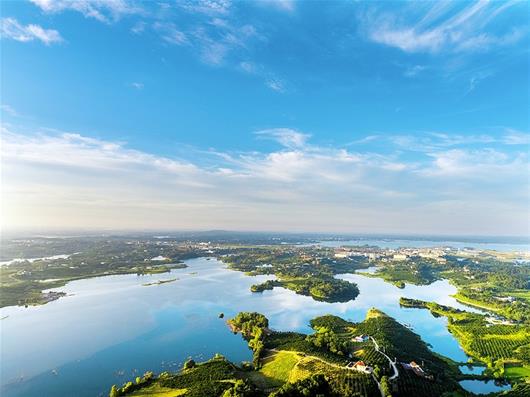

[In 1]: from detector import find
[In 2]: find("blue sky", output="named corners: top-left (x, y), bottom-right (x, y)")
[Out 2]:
top-left (1, 0), bottom-right (529, 235)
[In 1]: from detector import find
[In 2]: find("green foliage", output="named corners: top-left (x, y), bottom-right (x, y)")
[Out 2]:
top-left (500, 382), bottom-right (530, 396)
top-left (265, 332), bottom-right (347, 365)
top-left (0, 238), bottom-right (196, 308)
top-left (109, 385), bottom-right (120, 397)
top-left (282, 277), bottom-right (359, 303)
top-left (183, 358), bottom-right (196, 370)
top-left (269, 374), bottom-right (333, 397)
top-left (223, 248), bottom-right (360, 303)
top-left (401, 298), bottom-right (530, 368)
top-left (229, 312), bottom-right (269, 368)
top-left (306, 329), bottom-right (349, 356)
top-left (108, 372), bottom-right (156, 396)
top-left (309, 315), bottom-right (351, 332)
top-left (380, 375), bottom-right (392, 397)
top-left (229, 312), bottom-right (269, 337)
top-left (251, 280), bottom-right (281, 292)
top-left (159, 356), bottom-right (237, 397)
top-left (222, 379), bottom-right (258, 397)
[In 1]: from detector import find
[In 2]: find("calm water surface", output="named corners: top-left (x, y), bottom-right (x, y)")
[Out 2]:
top-left (459, 365), bottom-right (486, 375)
top-left (459, 379), bottom-right (511, 394)
top-left (1, 257), bottom-right (482, 397)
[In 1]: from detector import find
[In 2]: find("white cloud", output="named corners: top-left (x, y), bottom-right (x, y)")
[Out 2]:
top-left (257, 0), bottom-right (295, 13)
top-left (503, 129), bottom-right (530, 145)
top-left (255, 128), bottom-right (309, 148)
top-left (2, 127), bottom-right (528, 235)
top-left (190, 22), bottom-right (258, 65)
top-left (239, 62), bottom-right (288, 93)
top-left (130, 82), bottom-right (144, 90)
top-left (389, 133), bottom-right (497, 152)
top-left (154, 22), bottom-right (188, 45)
top-left (1, 18), bottom-right (63, 45)
top-left (363, 1), bottom-right (526, 54)
top-left (420, 148), bottom-right (527, 179)
top-left (1, 104), bottom-right (19, 116)
top-left (30, 0), bottom-right (141, 23)
top-left (177, 0), bottom-right (232, 16)
top-left (265, 78), bottom-right (286, 93)
top-left (239, 61), bottom-right (256, 74)
top-left (130, 21), bottom-right (146, 34)
top-left (404, 65), bottom-right (426, 77)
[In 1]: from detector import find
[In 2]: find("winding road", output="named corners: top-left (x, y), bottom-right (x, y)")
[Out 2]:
top-left (370, 336), bottom-right (399, 381)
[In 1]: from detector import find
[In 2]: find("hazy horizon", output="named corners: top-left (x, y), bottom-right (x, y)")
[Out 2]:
top-left (1, 0), bottom-right (529, 236)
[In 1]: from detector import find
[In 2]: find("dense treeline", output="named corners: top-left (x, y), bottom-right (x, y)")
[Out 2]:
top-left (269, 374), bottom-right (333, 397)
top-left (223, 248), bottom-right (362, 303)
top-left (228, 312), bottom-right (269, 367)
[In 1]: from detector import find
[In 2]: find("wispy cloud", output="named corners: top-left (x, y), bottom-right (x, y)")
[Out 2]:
top-left (265, 78), bottom-right (286, 93)
top-left (503, 129), bottom-right (530, 145)
top-left (239, 61), bottom-right (288, 93)
top-left (362, 1), bottom-right (526, 54)
top-left (255, 128), bottom-right (310, 148)
top-left (3, 126), bottom-right (527, 234)
top-left (257, 0), bottom-right (296, 13)
top-left (130, 82), bottom-right (144, 90)
top-left (177, 0), bottom-right (232, 16)
top-left (386, 131), bottom-right (529, 152)
top-left (1, 17), bottom-right (63, 45)
top-left (27, 0), bottom-right (282, 91)
top-left (420, 148), bottom-right (527, 180)
top-left (154, 22), bottom-right (188, 45)
top-left (1, 104), bottom-right (19, 117)
top-left (30, 0), bottom-right (141, 23)
top-left (130, 21), bottom-right (146, 34)
top-left (404, 65), bottom-right (426, 77)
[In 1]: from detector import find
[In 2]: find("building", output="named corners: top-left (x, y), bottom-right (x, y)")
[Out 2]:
top-left (351, 361), bottom-right (373, 374)
top-left (392, 254), bottom-right (408, 261)
top-left (402, 361), bottom-right (426, 377)
top-left (352, 335), bottom-right (369, 343)
top-left (334, 250), bottom-right (351, 258)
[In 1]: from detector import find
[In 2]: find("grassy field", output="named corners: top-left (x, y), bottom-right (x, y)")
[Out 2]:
top-left (504, 366), bottom-right (530, 379)
top-left (512, 290), bottom-right (530, 305)
top-left (260, 351), bottom-right (301, 384)
top-left (128, 384), bottom-right (187, 396)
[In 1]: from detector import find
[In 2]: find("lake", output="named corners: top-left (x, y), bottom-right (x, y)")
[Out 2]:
top-left (459, 365), bottom-right (485, 375)
top-left (459, 379), bottom-right (512, 394)
top-left (1, 257), bottom-right (483, 396)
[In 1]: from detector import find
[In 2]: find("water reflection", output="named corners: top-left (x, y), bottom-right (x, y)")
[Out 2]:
top-left (459, 379), bottom-right (511, 394)
top-left (1, 257), bottom-right (481, 397)
top-left (459, 365), bottom-right (485, 375)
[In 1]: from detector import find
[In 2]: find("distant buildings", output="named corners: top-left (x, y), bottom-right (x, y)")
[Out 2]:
top-left (334, 250), bottom-right (351, 258)
top-left (392, 254), bottom-right (408, 261)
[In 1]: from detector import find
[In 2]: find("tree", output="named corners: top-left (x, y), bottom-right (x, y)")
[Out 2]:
top-left (222, 379), bottom-right (255, 397)
top-left (109, 385), bottom-right (120, 397)
top-left (380, 376), bottom-right (392, 397)
top-left (183, 358), bottom-right (196, 370)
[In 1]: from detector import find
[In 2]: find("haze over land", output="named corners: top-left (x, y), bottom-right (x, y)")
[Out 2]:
top-left (1, 0), bottom-right (529, 235)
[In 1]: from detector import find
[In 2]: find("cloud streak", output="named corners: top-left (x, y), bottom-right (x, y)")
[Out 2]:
top-left (363, 1), bottom-right (526, 54)
top-left (1, 18), bottom-right (63, 45)
top-left (30, 0), bottom-right (141, 23)
top-left (2, 127), bottom-right (528, 235)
